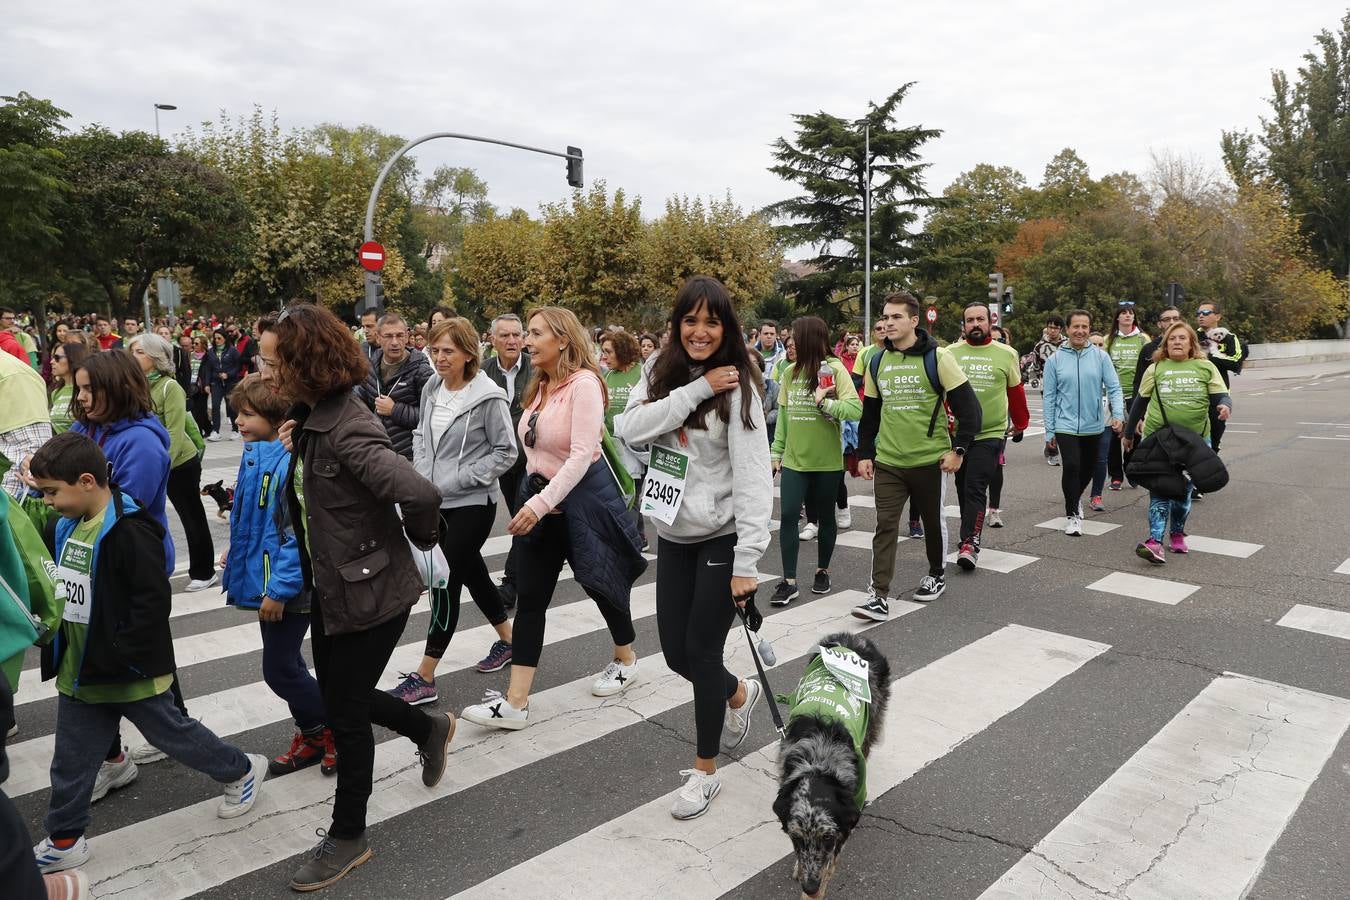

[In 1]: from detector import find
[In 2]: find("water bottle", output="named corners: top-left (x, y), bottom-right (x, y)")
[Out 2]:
top-left (817, 361), bottom-right (835, 393)
top-left (758, 639), bottom-right (777, 667)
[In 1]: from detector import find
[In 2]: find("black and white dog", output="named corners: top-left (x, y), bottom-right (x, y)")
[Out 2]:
top-left (773, 631), bottom-right (891, 900)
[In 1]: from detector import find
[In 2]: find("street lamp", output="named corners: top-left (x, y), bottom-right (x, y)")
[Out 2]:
top-left (153, 103), bottom-right (177, 138)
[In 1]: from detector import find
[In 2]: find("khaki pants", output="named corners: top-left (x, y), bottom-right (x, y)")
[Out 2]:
top-left (871, 461), bottom-right (948, 596)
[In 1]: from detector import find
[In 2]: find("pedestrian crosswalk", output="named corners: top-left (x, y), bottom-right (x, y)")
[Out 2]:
top-left (11, 468), bottom-right (1343, 900)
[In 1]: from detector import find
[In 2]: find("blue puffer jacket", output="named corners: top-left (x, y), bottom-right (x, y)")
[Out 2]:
top-left (223, 439), bottom-right (306, 610)
top-left (1043, 344), bottom-right (1124, 438)
top-left (517, 459), bottom-right (646, 614)
top-left (72, 415), bottom-right (173, 573)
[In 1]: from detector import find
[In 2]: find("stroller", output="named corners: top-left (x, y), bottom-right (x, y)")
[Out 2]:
top-left (1019, 352), bottom-right (1043, 391)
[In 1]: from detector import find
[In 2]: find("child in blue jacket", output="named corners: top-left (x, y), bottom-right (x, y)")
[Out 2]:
top-left (224, 375), bottom-right (334, 776)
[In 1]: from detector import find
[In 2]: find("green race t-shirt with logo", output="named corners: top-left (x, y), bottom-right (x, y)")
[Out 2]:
top-left (1137, 358), bottom-right (1226, 438)
top-left (770, 358), bottom-right (862, 472)
top-left (852, 343), bottom-right (882, 378)
top-left (863, 346), bottom-right (968, 469)
top-left (1109, 331), bottom-right (1149, 398)
top-left (56, 508), bottom-right (174, 704)
top-left (602, 365), bottom-right (643, 433)
top-left (49, 383), bottom-right (76, 434)
top-left (948, 340), bottom-right (1020, 442)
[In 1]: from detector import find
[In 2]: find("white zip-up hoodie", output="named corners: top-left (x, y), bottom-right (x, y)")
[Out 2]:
top-left (617, 370), bottom-right (773, 578)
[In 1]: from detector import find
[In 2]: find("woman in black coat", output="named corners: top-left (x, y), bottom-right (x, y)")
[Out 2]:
top-left (198, 329), bottom-right (242, 440)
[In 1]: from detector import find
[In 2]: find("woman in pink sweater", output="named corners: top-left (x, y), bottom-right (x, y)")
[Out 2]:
top-left (461, 307), bottom-right (640, 730)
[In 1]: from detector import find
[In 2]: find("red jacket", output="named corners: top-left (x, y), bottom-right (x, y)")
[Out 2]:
top-left (0, 330), bottom-right (27, 363)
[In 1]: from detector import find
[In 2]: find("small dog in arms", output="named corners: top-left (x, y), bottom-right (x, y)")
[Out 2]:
top-left (773, 631), bottom-right (892, 899)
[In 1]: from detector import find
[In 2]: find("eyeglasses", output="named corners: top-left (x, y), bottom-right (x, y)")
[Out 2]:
top-left (524, 411), bottom-right (540, 448)
top-left (1196, 309), bottom-right (1215, 316)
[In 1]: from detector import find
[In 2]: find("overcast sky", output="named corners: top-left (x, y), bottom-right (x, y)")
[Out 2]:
top-left (4, 1), bottom-right (1338, 234)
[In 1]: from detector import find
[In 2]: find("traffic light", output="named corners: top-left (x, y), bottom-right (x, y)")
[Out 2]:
top-left (987, 272), bottom-right (1004, 302)
top-left (1166, 282), bottom-right (1185, 305)
top-left (566, 146), bottom-right (584, 188)
top-left (1001, 288), bottom-right (1014, 315)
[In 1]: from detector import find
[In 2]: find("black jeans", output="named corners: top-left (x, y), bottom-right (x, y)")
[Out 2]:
top-left (512, 513), bottom-right (637, 668)
top-left (189, 389), bottom-right (211, 439)
top-left (497, 458), bottom-right (525, 588)
top-left (1054, 432), bottom-right (1102, 516)
top-left (655, 534), bottom-right (740, 760)
top-left (209, 380), bottom-right (238, 435)
top-left (311, 601), bottom-right (433, 839)
top-left (955, 438), bottom-right (1003, 545)
top-left (425, 503), bottom-right (507, 659)
top-left (167, 457), bottom-right (216, 580)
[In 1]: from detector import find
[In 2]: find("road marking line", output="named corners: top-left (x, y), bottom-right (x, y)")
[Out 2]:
top-left (81, 589), bottom-right (914, 898)
top-left (1223, 429), bottom-right (1258, 434)
top-left (980, 673), bottom-right (1350, 900)
top-left (1298, 435), bottom-right (1350, 441)
top-left (1334, 559), bottom-right (1350, 575)
top-left (944, 548), bottom-right (1039, 573)
top-left (1277, 604), bottom-right (1350, 641)
top-left (1296, 422), bottom-right (1350, 427)
top-left (1182, 535), bottom-right (1263, 558)
top-left (1036, 517), bottom-right (1121, 536)
top-left (457, 624), bottom-right (1109, 900)
top-left (5, 572), bottom-right (768, 799)
top-left (1086, 571), bottom-right (1198, 605)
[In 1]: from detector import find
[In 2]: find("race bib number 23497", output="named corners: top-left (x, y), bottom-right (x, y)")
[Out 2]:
top-left (640, 444), bottom-right (690, 526)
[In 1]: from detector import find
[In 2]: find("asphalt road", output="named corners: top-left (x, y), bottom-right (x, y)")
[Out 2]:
top-left (11, 360), bottom-right (1350, 899)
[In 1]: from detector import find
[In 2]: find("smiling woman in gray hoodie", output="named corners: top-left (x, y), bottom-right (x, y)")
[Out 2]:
top-left (386, 318), bottom-right (518, 708)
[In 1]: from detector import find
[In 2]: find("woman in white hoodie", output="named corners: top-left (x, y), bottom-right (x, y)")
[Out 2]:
top-left (386, 318), bottom-right (518, 707)
top-left (618, 275), bottom-right (773, 821)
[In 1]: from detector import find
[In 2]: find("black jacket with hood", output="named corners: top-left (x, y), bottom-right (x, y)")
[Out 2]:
top-left (357, 349), bottom-right (434, 460)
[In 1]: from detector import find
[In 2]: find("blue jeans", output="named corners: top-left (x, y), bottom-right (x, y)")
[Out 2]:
top-left (260, 611), bottom-right (326, 733)
top-left (1090, 428), bottom-right (1112, 497)
top-left (1148, 492), bottom-right (1192, 542)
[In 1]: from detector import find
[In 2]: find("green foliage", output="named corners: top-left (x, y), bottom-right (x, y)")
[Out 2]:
top-left (765, 84), bottom-right (942, 317)
top-left (0, 93), bottom-right (70, 282)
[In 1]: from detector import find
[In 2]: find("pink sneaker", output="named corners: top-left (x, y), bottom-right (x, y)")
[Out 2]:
top-left (1136, 539), bottom-right (1166, 565)
top-left (1169, 533), bottom-right (1189, 554)
top-left (1089, 495), bottom-right (1105, 512)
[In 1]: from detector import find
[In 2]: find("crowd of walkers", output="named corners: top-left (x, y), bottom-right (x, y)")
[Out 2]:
top-left (0, 286), bottom-right (1243, 896)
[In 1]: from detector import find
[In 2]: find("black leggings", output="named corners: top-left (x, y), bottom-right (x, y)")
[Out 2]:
top-left (655, 533), bottom-right (740, 760)
top-left (989, 442), bottom-right (1005, 508)
top-left (955, 438), bottom-right (1002, 544)
top-left (166, 457), bottom-right (216, 581)
top-left (1055, 432), bottom-right (1102, 516)
top-left (512, 513), bottom-right (637, 667)
top-left (425, 503), bottom-right (506, 660)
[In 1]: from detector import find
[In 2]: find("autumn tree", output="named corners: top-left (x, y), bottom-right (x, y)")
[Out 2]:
top-left (456, 210), bottom-right (549, 321)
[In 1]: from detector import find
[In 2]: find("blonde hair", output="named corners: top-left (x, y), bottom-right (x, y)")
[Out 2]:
top-left (427, 317), bottom-right (482, 380)
top-left (522, 306), bottom-right (607, 409)
top-left (1151, 322), bottom-right (1206, 363)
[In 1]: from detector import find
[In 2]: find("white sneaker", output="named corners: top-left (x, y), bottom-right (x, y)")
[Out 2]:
top-left (230, 430), bottom-right (241, 441)
top-left (721, 678), bottom-right (762, 750)
top-left (592, 658), bottom-right (639, 697)
top-left (462, 690), bottom-right (530, 730)
top-left (34, 835), bottom-right (90, 873)
top-left (798, 522), bottom-right (819, 541)
top-left (986, 508), bottom-right (1003, 528)
top-left (6, 721), bottom-right (16, 738)
top-left (218, 753), bottom-right (268, 819)
top-left (185, 572), bottom-right (219, 592)
top-left (91, 752), bottom-right (138, 803)
top-left (207, 433), bottom-right (223, 442)
top-left (130, 743), bottom-right (168, 764)
top-left (1065, 515), bottom-right (1083, 537)
top-left (835, 507), bottom-right (852, 529)
top-left (670, 768), bottom-right (721, 820)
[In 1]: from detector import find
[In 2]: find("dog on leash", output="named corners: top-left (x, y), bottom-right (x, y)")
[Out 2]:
top-left (201, 480), bottom-right (234, 520)
top-left (773, 631), bottom-right (891, 899)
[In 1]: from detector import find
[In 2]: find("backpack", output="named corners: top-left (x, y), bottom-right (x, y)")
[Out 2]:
top-left (868, 345), bottom-right (947, 438)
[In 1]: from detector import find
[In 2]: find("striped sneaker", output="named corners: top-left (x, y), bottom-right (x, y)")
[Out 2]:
top-left (218, 753), bottom-right (268, 819)
top-left (34, 836), bottom-right (90, 874)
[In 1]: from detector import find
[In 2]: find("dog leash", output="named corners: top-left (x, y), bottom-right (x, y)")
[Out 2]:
top-left (735, 592), bottom-right (786, 738)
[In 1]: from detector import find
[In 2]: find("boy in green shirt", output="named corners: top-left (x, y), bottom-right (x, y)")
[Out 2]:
top-left (27, 432), bottom-right (268, 875)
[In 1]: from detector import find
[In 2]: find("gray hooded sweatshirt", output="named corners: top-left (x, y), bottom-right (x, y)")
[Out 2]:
top-left (412, 369), bottom-right (517, 509)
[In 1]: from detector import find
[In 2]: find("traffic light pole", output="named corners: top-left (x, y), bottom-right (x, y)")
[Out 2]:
top-left (863, 124), bottom-right (871, 337)
top-left (361, 132), bottom-right (584, 310)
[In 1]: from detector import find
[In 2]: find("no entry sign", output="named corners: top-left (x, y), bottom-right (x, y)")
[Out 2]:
top-left (359, 241), bottom-right (386, 272)
top-left (925, 307), bottom-right (938, 325)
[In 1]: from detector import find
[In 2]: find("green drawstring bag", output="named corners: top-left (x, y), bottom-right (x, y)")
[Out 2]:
top-left (600, 429), bottom-right (636, 510)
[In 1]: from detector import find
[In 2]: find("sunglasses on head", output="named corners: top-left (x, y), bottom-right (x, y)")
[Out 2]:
top-left (1117, 300), bottom-right (1135, 307)
top-left (524, 411), bottom-right (540, 448)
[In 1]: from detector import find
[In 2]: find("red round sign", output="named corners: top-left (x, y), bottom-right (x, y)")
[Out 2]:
top-left (925, 307), bottom-right (938, 324)
top-left (358, 241), bottom-right (385, 272)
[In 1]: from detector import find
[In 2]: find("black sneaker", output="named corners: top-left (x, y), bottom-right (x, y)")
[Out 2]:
top-left (811, 571), bottom-right (831, 594)
top-left (498, 581), bottom-right (517, 613)
top-left (769, 580), bottom-right (799, 607)
top-left (913, 574), bottom-right (946, 602)
top-left (956, 542), bottom-right (978, 572)
top-left (851, 590), bottom-right (889, 621)
top-left (908, 519), bottom-right (924, 539)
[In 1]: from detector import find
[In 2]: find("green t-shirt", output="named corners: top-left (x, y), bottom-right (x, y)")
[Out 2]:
top-left (56, 508), bottom-right (174, 704)
top-left (1108, 331), bottom-right (1149, 398)
top-left (770, 356), bottom-right (792, 385)
top-left (947, 340), bottom-right (1020, 442)
top-left (49, 383), bottom-right (76, 434)
top-left (784, 653), bottom-right (871, 809)
top-left (1137, 358), bottom-right (1227, 439)
top-left (852, 343), bottom-right (882, 378)
top-left (863, 345), bottom-right (968, 469)
top-left (770, 358), bottom-right (862, 472)
top-left (602, 366), bottom-right (643, 433)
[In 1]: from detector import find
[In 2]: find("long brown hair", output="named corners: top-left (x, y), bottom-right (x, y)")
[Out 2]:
top-left (521, 307), bottom-right (607, 409)
top-left (73, 349), bottom-right (153, 425)
top-left (646, 275), bottom-right (762, 430)
top-left (1151, 322), bottom-right (1206, 363)
top-left (789, 316), bottom-right (832, 391)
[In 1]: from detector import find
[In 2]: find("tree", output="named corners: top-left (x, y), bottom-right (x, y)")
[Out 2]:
top-left (1224, 12), bottom-right (1350, 332)
top-left (0, 93), bottom-right (69, 290)
top-left (537, 182), bottom-right (647, 325)
top-left (457, 209), bottom-right (549, 321)
top-left (55, 126), bottom-right (249, 317)
top-left (765, 84), bottom-right (942, 321)
top-left (1028, 148), bottom-right (1110, 219)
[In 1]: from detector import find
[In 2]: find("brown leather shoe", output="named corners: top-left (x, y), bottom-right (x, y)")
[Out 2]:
top-left (289, 830), bottom-right (371, 892)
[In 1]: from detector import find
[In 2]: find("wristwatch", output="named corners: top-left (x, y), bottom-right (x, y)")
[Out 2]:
top-left (952, 447), bottom-right (966, 457)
